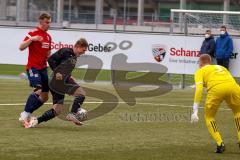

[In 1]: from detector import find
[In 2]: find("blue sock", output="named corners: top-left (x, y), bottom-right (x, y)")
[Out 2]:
top-left (24, 93), bottom-right (43, 113)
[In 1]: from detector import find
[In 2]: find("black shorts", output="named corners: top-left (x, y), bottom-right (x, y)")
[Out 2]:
top-left (27, 67), bottom-right (49, 92)
top-left (49, 77), bottom-right (80, 105)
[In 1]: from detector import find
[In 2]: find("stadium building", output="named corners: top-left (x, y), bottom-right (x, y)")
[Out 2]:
top-left (0, 0), bottom-right (239, 29)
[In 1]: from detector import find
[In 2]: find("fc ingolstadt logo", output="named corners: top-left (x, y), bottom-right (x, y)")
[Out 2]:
top-left (152, 44), bottom-right (167, 62)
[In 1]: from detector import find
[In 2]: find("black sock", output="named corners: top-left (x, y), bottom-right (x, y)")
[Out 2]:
top-left (37, 108), bottom-right (56, 124)
top-left (71, 96), bottom-right (85, 113)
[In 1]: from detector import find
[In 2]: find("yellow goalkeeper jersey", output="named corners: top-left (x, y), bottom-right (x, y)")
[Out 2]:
top-left (194, 65), bottom-right (236, 104)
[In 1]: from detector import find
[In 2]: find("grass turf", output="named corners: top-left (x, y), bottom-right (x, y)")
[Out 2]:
top-left (0, 64), bottom-right (194, 86)
top-left (0, 78), bottom-right (240, 160)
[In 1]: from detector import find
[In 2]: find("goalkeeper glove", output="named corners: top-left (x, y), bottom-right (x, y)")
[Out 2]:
top-left (191, 103), bottom-right (199, 123)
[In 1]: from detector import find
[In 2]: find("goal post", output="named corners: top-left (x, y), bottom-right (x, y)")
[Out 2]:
top-left (170, 9), bottom-right (240, 35)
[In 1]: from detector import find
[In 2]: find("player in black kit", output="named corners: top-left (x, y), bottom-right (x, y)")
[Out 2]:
top-left (26, 38), bottom-right (88, 128)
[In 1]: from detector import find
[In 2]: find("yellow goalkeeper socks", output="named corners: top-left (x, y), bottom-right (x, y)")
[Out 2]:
top-left (206, 119), bottom-right (223, 146)
top-left (234, 116), bottom-right (240, 143)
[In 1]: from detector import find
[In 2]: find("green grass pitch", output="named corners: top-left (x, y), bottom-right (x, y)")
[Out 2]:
top-left (0, 78), bottom-right (240, 160)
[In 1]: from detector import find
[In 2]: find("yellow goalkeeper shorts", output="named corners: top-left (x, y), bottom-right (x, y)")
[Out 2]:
top-left (205, 82), bottom-right (240, 117)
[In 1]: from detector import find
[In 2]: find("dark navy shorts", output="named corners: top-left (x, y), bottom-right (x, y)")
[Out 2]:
top-left (27, 67), bottom-right (49, 92)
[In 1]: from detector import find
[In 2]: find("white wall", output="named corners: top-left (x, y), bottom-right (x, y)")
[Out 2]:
top-left (1, 27), bottom-right (240, 76)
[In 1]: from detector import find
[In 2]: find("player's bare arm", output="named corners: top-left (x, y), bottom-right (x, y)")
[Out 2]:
top-left (19, 36), bottom-right (43, 51)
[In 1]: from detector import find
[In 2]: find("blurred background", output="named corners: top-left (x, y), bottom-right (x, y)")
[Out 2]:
top-left (0, 0), bottom-right (240, 35)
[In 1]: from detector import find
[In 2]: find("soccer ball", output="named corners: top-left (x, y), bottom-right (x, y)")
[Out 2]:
top-left (19, 72), bottom-right (27, 79)
top-left (76, 108), bottom-right (88, 121)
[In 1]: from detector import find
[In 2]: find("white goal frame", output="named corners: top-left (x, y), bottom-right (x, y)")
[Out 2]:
top-left (170, 9), bottom-right (240, 35)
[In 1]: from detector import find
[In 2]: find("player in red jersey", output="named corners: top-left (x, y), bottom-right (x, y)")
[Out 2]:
top-left (18, 13), bottom-right (52, 128)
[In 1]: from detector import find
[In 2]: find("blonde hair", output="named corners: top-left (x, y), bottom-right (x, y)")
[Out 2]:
top-left (199, 54), bottom-right (211, 65)
top-left (39, 12), bottom-right (51, 20)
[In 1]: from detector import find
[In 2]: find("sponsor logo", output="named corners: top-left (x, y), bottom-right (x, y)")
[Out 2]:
top-left (88, 43), bottom-right (111, 52)
top-left (152, 44), bottom-right (167, 62)
top-left (230, 52), bottom-right (238, 59)
top-left (170, 48), bottom-right (200, 57)
top-left (51, 42), bottom-right (111, 52)
top-left (42, 42), bottom-right (50, 49)
top-left (51, 41), bottom-right (132, 53)
top-left (51, 42), bottom-right (73, 50)
top-left (152, 45), bottom-right (202, 63)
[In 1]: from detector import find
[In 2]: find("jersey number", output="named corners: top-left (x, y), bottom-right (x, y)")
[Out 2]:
top-left (215, 65), bottom-right (223, 73)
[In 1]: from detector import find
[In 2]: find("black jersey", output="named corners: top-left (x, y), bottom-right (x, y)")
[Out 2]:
top-left (48, 48), bottom-right (80, 96)
top-left (48, 48), bottom-right (77, 77)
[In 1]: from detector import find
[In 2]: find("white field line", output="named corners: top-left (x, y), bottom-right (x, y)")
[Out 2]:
top-left (0, 101), bottom-right (231, 111)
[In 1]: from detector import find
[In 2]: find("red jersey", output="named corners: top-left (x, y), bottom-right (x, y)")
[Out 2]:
top-left (23, 27), bottom-right (52, 70)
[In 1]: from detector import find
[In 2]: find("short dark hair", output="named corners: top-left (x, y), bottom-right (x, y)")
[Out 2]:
top-left (74, 38), bottom-right (88, 48)
top-left (221, 25), bottom-right (227, 30)
top-left (205, 30), bottom-right (211, 33)
top-left (39, 12), bottom-right (51, 20)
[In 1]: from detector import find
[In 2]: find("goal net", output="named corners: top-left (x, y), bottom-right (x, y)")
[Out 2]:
top-left (170, 9), bottom-right (240, 35)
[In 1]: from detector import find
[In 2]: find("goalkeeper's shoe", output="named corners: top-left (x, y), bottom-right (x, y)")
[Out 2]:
top-left (66, 113), bottom-right (83, 126)
top-left (26, 117), bottom-right (38, 128)
top-left (215, 142), bottom-right (225, 153)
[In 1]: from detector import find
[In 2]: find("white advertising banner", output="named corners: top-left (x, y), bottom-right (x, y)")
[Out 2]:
top-left (0, 27), bottom-right (240, 76)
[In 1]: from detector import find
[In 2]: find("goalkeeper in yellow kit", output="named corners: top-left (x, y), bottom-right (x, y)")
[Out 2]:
top-left (191, 54), bottom-right (240, 153)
